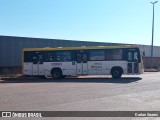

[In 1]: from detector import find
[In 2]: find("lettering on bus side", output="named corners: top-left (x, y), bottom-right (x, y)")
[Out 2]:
top-left (94, 62), bottom-right (102, 65)
top-left (91, 62), bottom-right (102, 70)
top-left (51, 63), bottom-right (62, 66)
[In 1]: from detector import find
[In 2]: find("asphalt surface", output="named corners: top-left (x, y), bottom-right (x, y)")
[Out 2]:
top-left (0, 72), bottom-right (160, 120)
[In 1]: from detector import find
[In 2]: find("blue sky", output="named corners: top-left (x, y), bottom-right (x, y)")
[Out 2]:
top-left (0, 0), bottom-right (160, 46)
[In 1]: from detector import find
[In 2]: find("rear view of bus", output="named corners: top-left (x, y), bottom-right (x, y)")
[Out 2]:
top-left (22, 46), bottom-right (144, 79)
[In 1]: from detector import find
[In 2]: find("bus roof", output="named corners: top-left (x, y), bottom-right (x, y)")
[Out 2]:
top-left (23, 45), bottom-right (140, 51)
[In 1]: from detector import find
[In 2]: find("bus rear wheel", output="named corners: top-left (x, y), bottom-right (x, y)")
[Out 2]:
top-left (111, 68), bottom-right (122, 79)
top-left (51, 69), bottom-right (62, 79)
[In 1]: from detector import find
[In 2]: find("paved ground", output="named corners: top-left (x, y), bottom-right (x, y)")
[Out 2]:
top-left (0, 72), bottom-right (160, 120)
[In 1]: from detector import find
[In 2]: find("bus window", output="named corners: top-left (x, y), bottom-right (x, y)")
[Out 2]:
top-left (83, 53), bottom-right (87, 63)
top-left (47, 52), bottom-right (55, 62)
top-left (106, 50), bottom-right (113, 60)
top-left (90, 50), bottom-right (105, 61)
top-left (128, 52), bottom-right (132, 61)
top-left (106, 49), bottom-right (122, 60)
top-left (24, 51), bottom-right (32, 62)
top-left (56, 51), bottom-right (71, 62)
top-left (134, 52), bottom-right (138, 62)
top-left (38, 55), bottom-right (43, 64)
top-left (113, 49), bottom-right (122, 60)
top-left (32, 56), bottom-right (38, 64)
top-left (31, 52), bottom-right (44, 64)
top-left (126, 49), bottom-right (140, 63)
top-left (77, 53), bottom-right (82, 63)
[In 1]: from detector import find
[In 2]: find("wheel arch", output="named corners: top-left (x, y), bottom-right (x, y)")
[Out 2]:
top-left (110, 66), bottom-right (124, 74)
top-left (51, 67), bottom-right (63, 75)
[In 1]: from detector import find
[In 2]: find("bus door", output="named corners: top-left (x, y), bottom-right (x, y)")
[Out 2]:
top-left (32, 52), bottom-right (44, 75)
top-left (127, 49), bottom-right (139, 74)
top-left (76, 52), bottom-right (88, 75)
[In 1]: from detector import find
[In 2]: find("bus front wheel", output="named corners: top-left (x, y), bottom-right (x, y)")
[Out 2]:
top-left (111, 68), bottom-right (122, 79)
top-left (51, 69), bottom-right (62, 79)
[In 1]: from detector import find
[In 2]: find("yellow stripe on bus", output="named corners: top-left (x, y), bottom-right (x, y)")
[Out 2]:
top-left (23, 45), bottom-right (139, 51)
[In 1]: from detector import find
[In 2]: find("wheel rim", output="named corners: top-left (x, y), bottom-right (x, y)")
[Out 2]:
top-left (114, 71), bottom-right (119, 77)
top-left (53, 71), bottom-right (60, 78)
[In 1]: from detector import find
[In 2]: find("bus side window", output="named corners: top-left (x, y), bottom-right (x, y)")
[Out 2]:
top-left (83, 53), bottom-right (87, 63)
top-left (56, 51), bottom-right (71, 62)
top-left (112, 49), bottom-right (122, 60)
top-left (38, 55), bottom-right (43, 64)
top-left (128, 52), bottom-right (132, 61)
top-left (106, 50), bottom-right (113, 60)
top-left (24, 51), bottom-right (32, 62)
top-left (32, 52), bottom-right (44, 64)
top-left (134, 52), bottom-right (138, 62)
top-left (63, 51), bottom-right (71, 61)
top-left (47, 52), bottom-right (55, 62)
top-left (71, 51), bottom-right (76, 61)
top-left (90, 50), bottom-right (105, 61)
top-left (33, 56), bottom-right (37, 64)
top-left (77, 53), bottom-right (82, 63)
top-left (106, 49), bottom-right (122, 60)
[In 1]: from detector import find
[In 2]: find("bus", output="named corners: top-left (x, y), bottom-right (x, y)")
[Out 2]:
top-left (22, 45), bottom-right (144, 79)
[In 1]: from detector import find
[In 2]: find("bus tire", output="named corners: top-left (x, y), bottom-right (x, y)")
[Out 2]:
top-left (51, 68), bottom-right (62, 79)
top-left (111, 67), bottom-right (123, 79)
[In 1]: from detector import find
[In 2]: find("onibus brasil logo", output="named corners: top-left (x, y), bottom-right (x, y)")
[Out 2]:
top-left (2, 112), bottom-right (42, 118)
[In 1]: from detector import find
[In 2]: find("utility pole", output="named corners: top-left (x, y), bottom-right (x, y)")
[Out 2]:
top-left (150, 1), bottom-right (158, 69)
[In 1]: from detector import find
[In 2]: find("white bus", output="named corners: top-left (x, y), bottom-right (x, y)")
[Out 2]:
top-left (22, 45), bottom-right (144, 79)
